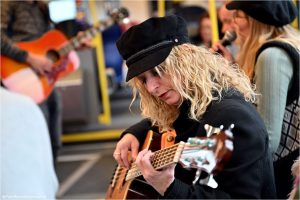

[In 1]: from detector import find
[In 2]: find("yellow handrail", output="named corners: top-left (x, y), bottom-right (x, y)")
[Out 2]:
top-left (208, 0), bottom-right (219, 44)
top-left (292, 0), bottom-right (299, 29)
top-left (158, 0), bottom-right (165, 17)
top-left (88, 0), bottom-right (111, 125)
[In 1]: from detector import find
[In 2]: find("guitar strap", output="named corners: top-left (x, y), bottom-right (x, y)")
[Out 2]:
top-left (161, 130), bottom-right (177, 149)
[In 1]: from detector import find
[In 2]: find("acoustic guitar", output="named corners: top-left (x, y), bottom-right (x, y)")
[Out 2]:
top-left (0, 7), bottom-right (129, 104)
top-left (105, 124), bottom-right (234, 199)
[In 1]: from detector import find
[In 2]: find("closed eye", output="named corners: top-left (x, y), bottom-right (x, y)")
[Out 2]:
top-left (151, 69), bottom-right (159, 76)
top-left (151, 68), bottom-right (164, 77)
top-left (141, 78), bottom-right (146, 84)
top-left (137, 74), bottom-right (146, 84)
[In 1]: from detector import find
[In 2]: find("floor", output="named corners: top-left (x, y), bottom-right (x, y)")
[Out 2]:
top-left (56, 141), bottom-right (116, 199)
top-left (56, 86), bottom-right (142, 199)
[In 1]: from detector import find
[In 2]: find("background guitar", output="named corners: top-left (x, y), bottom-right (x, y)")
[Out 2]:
top-left (0, 7), bottom-right (129, 104)
top-left (105, 124), bottom-right (234, 199)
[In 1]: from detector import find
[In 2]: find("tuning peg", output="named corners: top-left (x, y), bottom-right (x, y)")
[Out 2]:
top-left (187, 138), bottom-right (205, 145)
top-left (108, 7), bottom-right (130, 23)
top-left (118, 7), bottom-right (130, 18)
top-left (206, 139), bottom-right (216, 148)
top-left (224, 124), bottom-right (234, 139)
top-left (204, 124), bottom-right (222, 137)
top-left (228, 124), bottom-right (235, 131)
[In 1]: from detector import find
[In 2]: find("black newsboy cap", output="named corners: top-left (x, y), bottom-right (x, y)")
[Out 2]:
top-left (116, 15), bottom-right (190, 81)
top-left (226, 0), bottom-right (298, 27)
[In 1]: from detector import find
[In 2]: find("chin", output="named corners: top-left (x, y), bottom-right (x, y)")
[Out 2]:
top-left (165, 99), bottom-right (180, 106)
top-left (163, 91), bottom-right (181, 106)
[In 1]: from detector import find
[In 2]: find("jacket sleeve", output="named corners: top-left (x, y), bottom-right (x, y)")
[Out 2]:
top-left (120, 119), bottom-right (152, 145)
top-left (0, 2), bottom-right (28, 62)
top-left (254, 47), bottom-right (292, 155)
top-left (163, 102), bottom-right (275, 199)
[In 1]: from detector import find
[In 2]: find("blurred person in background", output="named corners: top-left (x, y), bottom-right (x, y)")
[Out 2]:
top-left (289, 157), bottom-right (300, 200)
top-left (212, 2), bottom-right (239, 60)
top-left (218, 3), bottom-right (234, 34)
top-left (0, 88), bottom-right (58, 199)
top-left (1, 1), bottom-right (63, 165)
top-left (222, 1), bottom-right (299, 198)
top-left (197, 12), bottom-right (212, 48)
top-left (1, 1), bottom-right (91, 165)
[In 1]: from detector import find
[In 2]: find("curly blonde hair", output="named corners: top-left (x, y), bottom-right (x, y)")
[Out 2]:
top-left (129, 44), bottom-right (255, 131)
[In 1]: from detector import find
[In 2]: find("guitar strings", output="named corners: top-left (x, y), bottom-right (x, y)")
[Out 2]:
top-left (125, 144), bottom-right (180, 180)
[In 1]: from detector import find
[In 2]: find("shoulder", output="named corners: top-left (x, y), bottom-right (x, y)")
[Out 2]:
top-left (2, 1), bottom-right (18, 8)
top-left (209, 97), bottom-right (259, 122)
top-left (1, 88), bottom-right (40, 113)
top-left (258, 46), bottom-right (289, 57)
top-left (256, 47), bottom-right (294, 80)
top-left (1, 1), bottom-right (24, 15)
top-left (1, 1), bottom-right (13, 11)
top-left (206, 94), bottom-right (265, 132)
top-left (255, 47), bottom-right (293, 81)
top-left (0, 88), bottom-right (47, 131)
top-left (203, 96), bottom-right (268, 158)
top-left (257, 47), bottom-right (293, 68)
top-left (208, 95), bottom-right (268, 148)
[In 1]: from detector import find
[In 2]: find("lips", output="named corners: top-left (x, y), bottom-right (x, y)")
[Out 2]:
top-left (158, 91), bottom-right (168, 100)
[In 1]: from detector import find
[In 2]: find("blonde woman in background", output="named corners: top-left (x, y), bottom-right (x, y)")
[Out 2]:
top-left (223, 1), bottom-right (300, 198)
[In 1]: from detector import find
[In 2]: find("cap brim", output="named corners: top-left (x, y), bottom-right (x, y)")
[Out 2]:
top-left (125, 45), bottom-right (173, 81)
top-left (226, 1), bottom-right (240, 10)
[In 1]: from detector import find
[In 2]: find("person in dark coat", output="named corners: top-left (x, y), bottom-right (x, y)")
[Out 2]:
top-left (113, 15), bottom-right (276, 199)
top-left (0, 1), bottom-right (62, 164)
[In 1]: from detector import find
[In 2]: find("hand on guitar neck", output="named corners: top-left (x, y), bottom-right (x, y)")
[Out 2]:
top-left (76, 31), bottom-right (93, 50)
top-left (135, 149), bottom-right (176, 196)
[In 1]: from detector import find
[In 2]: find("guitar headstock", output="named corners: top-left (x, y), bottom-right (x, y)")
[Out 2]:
top-left (108, 7), bottom-right (130, 24)
top-left (179, 124), bottom-right (234, 175)
top-left (68, 7), bottom-right (129, 51)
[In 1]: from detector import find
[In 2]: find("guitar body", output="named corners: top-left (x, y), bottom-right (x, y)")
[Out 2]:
top-left (105, 125), bottom-right (234, 199)
top-left (105, 131), bottom-right (162, 199)
top-left (1, 30), bottom-right (79, 103)
top-left (105, 171), bottom-right (160, 199)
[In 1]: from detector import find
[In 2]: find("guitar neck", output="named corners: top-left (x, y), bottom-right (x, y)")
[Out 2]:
top-left (58, 18), bottom-right (115, 56)
top-left (125, 142), bottom-right (185, 181)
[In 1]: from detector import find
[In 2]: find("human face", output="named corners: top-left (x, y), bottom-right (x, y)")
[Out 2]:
top-left (199, 17), bottom-right (212, 47)
top-left (137, 68), bottom-right (181, 105)
top-left (232, 10), bottom-right (250, 42)
top-left (218, 6), bottom-right (234, 34)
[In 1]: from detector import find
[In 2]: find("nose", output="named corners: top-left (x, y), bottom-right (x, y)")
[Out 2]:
top-left (222, 25), bottom-right (228, 34)
top-left (146, 77), bottom-right (159, 95)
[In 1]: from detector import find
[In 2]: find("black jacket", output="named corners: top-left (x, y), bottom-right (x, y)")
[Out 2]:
top-left (122, 90), bottom-right (276, 199)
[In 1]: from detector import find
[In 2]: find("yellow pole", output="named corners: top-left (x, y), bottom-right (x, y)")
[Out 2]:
top-left (88, 0), bottom-right (111, 125)
top-left (158, 0), bottom-right (165, 17)
top-left (292, 0), bottom-right (299, 29)
top-left (208, 0), bottom-right (219, 44)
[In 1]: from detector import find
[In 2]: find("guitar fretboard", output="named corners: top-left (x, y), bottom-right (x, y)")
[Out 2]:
top-left (58, 18), bottom-right (115, 56)
top-left (125, 141), bottom-right (185, 181)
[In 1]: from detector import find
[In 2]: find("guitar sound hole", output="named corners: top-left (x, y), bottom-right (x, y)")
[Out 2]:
top-left (47, 50), bottom-right (60, 62)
